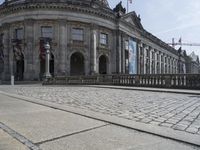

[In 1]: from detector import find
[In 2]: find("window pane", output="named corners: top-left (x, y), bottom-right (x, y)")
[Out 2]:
top-left (100, 33), bottom-right (108, 45)
top-left (72, 28), bottom-right (83, 41)
top-left (15, 28), bottom-right (23, 40)
top-left (125, 41), bottom-right (129, 50)
top-left (41, 26), bottom-right (53, 38)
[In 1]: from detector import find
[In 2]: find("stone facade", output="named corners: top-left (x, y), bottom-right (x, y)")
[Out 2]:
top-left (186, 52), bottom-right (200, 74)
top-left (0, 0), bottom-right (187, 81)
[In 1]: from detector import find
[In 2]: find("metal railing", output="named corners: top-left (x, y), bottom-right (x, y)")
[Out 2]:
top-left (43, 74), bottom-right (200, 89)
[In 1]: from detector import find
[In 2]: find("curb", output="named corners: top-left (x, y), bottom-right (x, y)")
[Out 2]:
top-left (83, 85), bottom-right (200, 95)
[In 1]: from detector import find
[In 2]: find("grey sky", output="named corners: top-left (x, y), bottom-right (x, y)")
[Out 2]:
top-left (0, 0), bottom-right (199, 56)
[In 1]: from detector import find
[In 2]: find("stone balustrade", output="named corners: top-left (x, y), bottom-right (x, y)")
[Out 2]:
top-left (43, 74), bottom-right (200, 89)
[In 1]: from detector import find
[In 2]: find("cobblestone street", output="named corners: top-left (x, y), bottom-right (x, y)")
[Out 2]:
top-left (1, 85), bottom-right (200, 136)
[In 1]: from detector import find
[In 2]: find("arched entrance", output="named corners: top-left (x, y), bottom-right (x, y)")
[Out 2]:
top-left (13, 44), bottom-right (24, 81)
top-left (70, 52), bottom-right (85, 75)
top-left (16, 58), bottom-right (24, 81)
top-left (99, 55), bottom-right (107, 74)
top-left (50, 53), bottom-right (54, 76)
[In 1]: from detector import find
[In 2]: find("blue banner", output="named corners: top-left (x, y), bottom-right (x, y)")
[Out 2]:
top-left (129, 39), bottom-right (137, 74)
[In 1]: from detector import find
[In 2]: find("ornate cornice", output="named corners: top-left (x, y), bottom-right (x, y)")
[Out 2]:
top-left (0, 1), bottom-right (116, 21)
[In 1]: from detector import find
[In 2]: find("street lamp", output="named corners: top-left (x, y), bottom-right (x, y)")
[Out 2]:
top-left (44, 41), bottom-right (52, 80)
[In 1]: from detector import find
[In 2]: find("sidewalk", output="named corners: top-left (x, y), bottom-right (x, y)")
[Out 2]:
top-left (0, 92), bottom-right (199, 150)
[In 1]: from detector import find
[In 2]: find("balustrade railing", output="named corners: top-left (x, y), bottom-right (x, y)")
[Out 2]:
top-left (44, 74), bottom-right (200, 89)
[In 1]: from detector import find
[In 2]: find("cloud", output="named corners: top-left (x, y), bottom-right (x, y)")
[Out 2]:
top-left (155, 23), bottom-right (200, 35)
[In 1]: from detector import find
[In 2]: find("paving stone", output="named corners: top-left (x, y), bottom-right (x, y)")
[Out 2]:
top-left (149, 121), bottom-right (160, 125)
top-left (140, 118), bottom-right (152, 123)
top-left (160, 123), bottom-right (173, 128)
top-left (152, 117), bottom-right (166, 122)
top-left (179, 121), bottom-right (192, 126)
top-left (1, 85), bottom-right (200, 136)
top-left (186, 127), bottom-right (199, 134)
top-left (165, 119), bottom-right (178, 124)
top-left (173, 124), bottom-right (188, 131)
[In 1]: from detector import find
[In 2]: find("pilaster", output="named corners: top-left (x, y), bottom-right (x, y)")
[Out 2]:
top-left (90, 25), bottom-right (97, 75)
top-left (143, 44), bottom-right (147, 74)
top-left (121, 37), bottom-right (126, 74)
top-left (149, 47), bottom-right (153, 74)
top-left (116, 30), bottom-right (122, 73)
top-left (160, 52), bottom-right (164, 74)
top-left (58, 19), bottom-right (67, 75)
top-left (24, 19), bottom-right (35, 80)
top-left (1, 23), bottom-right (10, 80)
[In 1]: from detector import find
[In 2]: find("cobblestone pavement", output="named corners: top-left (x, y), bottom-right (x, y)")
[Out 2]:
top-left (1, 85), bottom-right (200, 136)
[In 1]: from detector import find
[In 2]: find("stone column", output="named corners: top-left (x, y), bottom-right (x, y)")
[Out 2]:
top-left (9, 25), bottom-right (14, 80)
top-left (154, 50), bottom-right (157, 74)
top-left (149, 47), bottom-right (152, 74)
top-left (142, 44), bottom-right (145, 74)
top-left (91, 27), bottom-right (97, 75)
top-left (121, 37), bottom-right (126, 74)
top-left (44, 42), bottom-right (51, 79)
top-left (2, 24), bottom-right (10, 81)
top-left (137, 42), bottom-right (141, 74)
top-left (168, 57), bottom-right (170, 74)
top-left (173, 59), bottom-right (176, 74)
top-left (168, 56), bottom-right (170, 74)
top-left (116, 30), bottom-right (122, 74)
top-left (171, 58), bottom-right (173, 74)
top-left (166, 56), bottom-right (168, 74)
top-left (24, 19), bottom-right (35, 80)
top-left (176, 59), bottom-right (179, 74)
top-left (163, 54), bottom-right (166, 74)
top-left (143, 45), bottom-right (147, 74)
top-left (171, 58), bottom-right (174, 74)
top-left (138, 43), bottom-right (142, 74)
top-left (169, 57), bottom-right (171, 74)
top-left (160, 53), bottom-right (163, 74)
top-left (58, 20), bottom-right (67, 75)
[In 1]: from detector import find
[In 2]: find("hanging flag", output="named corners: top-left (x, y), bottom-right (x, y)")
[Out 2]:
top-left (127, 0), bottom-right (133, 13)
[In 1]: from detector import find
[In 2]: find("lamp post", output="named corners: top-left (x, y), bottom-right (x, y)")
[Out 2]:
top-left (44, 41), bottom-right (51, 80)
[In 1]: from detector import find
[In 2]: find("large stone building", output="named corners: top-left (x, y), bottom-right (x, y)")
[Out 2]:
top-left (0, 0), bottom-right (187, 81)
top-left (186, 51), bottom-right (200, 74)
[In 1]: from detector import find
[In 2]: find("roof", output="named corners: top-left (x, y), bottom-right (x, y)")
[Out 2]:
top-left (189, 51), bottom-right (199, 63)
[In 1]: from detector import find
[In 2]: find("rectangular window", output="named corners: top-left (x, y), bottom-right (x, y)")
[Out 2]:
top-left (140, 47), bottom-right (143, 56)
top-left (72, 28), bottom-right (84, 41)
top-left (125, 40), bottom-right (129, 50)
top-left (161, 55), bottom-right (164, 62)
top-left (165, 57), bottom-right (167, 63)
top-left (15, 28), bottom-right (23, 40)
top-left (157, 54), bottom-right (159, 61)
top-left (152, 51), bottom-right (155, 60)
top-left (146, 49), bottom-right (149, 57)
top-left (100, 33), bottom-right (108, 45)
top-left (41, 26), bottom-right (53, 38)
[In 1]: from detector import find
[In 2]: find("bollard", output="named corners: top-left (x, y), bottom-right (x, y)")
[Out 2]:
top-left (11, 75), bottom-right (14, 86)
